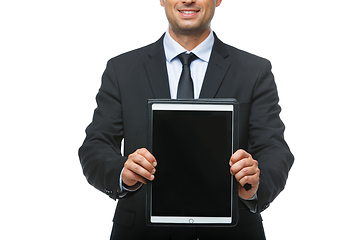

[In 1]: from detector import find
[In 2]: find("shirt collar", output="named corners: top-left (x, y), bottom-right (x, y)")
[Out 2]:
top-left (163, 29), bottom-right (214, 63)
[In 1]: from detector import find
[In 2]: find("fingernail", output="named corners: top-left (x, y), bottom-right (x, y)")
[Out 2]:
top-left (153, 162), bottom-right (157, 167)
top-left (229, 161), bottom-right (233, 166)
top-left (150, 175), bottom-right (154, 180)
top-left (151, 168), bottom-right (156, 174)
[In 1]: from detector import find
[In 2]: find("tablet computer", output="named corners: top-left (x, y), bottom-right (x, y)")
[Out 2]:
top-left (146, 99), bottom-right (239, 227)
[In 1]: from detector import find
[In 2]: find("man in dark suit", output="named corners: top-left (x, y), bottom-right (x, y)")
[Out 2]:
top-left (79, 0), bottom-right (294, 239)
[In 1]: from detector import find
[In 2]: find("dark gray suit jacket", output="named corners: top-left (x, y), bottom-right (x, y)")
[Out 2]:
top-left (79, 33), bottom-right (294, 238)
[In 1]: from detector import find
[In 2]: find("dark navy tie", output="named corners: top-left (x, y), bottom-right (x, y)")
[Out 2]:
top-left (177, 52), bottom-right (198, 99)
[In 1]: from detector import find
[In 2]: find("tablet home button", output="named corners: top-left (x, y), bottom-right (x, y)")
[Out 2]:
top-left (189, 218), bottom-right (194, 224)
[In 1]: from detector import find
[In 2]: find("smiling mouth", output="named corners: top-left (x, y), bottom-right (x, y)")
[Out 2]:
top-left (179, 10), bottom-right (200, 15)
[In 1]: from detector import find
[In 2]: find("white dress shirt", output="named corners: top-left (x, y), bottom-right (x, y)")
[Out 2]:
top-left (163, 29), bottom-right (214, 99)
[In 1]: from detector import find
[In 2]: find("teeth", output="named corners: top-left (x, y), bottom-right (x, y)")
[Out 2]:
top-left (181, 11), bottom-right (196, 14)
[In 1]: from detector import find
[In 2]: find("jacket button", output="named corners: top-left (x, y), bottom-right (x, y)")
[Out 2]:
top-left (262, 203), bottom-right (270, 211)
top-left (105, 189), bottom-right (113, 195)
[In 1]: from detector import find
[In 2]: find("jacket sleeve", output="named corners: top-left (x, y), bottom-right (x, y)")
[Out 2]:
top-left (247, 60), bottom-right (294, 213)
top-left (78, 59), bottom-right (126, 200)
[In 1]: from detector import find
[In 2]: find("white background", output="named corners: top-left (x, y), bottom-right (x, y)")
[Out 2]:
top-left (1, 0), bottom-right (359, 239)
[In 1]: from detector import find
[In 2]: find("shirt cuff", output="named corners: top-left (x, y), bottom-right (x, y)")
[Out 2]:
top-left (239, 193), bottom-right (258, 214)
top-left (118, 168), bottom-right (143, 198)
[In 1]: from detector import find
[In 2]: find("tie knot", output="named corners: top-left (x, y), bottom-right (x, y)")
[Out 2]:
top-left (178, 52), bottom-right (198, 66)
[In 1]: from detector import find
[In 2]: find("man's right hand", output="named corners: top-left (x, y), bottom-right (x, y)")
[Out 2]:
top-left (122, 148), bottom-right (157, 187)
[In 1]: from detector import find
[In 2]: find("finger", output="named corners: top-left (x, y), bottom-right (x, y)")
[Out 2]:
top-left (230, 157), bottom-right (257, 176)
top-left (229, 149), bottom-right (251, 166)
top-left (233, 163), bottom-right (259, 182)
top-left (137, 148), bottom-right (157, 167)
top-left (129, 149), bottom-right (157, 174)
top-left (237, 169), bottom-right (260, 188)
top-left (124, 157), bottom-right (155, 182)
top-left (130, 153), bottom-right (156, 174)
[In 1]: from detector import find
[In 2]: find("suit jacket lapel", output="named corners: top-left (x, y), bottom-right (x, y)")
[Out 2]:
top-left (144, 33), bottom-right (230, 99)
top-left (199, 33), bottom-right (231, 98)
top-left (144, 34), bottom-right (171, 99)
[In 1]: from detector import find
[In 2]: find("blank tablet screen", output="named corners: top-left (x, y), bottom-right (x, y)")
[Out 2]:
top-left (148, 101), bottom-right (237, 225)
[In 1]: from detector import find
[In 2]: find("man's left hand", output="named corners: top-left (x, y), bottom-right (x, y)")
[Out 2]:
top-left (229, 149), bottom-right (260, 199)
